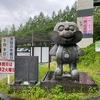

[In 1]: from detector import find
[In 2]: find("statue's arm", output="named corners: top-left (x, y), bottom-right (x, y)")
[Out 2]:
top-left (76, 45), bottom-right (84, 56)
top-left (50, 44), bottom-right (58, 56)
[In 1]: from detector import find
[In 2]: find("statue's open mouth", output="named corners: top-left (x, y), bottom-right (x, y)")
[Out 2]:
top-left (62, 36), bottom-right (73, 42)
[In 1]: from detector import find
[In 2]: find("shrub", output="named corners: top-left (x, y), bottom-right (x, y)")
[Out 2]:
top-left (67, 93), bottom-right (81, 100)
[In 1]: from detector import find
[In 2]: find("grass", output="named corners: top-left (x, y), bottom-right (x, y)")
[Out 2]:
top-left (0, 43), bottom-right (100, 100)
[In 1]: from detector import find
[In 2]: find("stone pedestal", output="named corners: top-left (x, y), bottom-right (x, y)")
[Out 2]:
top-left (40, 71), bottom-right (98, 92)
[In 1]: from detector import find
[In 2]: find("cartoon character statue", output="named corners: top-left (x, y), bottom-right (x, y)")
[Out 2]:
top-left (50, 21), bottom-right (84, 79)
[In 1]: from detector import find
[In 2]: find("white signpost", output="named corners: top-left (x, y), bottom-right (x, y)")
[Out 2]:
top-left (0, 36), bottom-right (15, 84)
top-left (95, 41), bottom-right (100, 52)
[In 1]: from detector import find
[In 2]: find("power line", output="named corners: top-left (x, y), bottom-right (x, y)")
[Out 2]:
top-left (0, 0), bottom-right (31, 12)
top-left (0, 0), bottom-right (33, 28)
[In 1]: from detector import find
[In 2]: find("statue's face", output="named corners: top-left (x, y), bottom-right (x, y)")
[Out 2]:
top-left (54, 21), bottom-right (79, 42)
top-left (51, 21), bottom-right (82, 45)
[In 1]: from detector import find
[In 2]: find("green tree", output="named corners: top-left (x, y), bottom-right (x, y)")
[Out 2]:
top-left (57, 9), bottom-right (63, 21)
top-left (63, 6), bottom-right (71, 21)
top-left (70, 1), bottom-right (77, 22)
top-left (17, 23), bottom-right (24, 36)
top-left (23, 17), bottom-right (33, 35)
top-left (0, 28), bottom-right (2, 36)
top-left (94, 6), bottom-right (100, 13)
top-left (93, 12), bottom-right (100, 42)
top-left (9, 24), bottom-right (16, 36)
top-left (2, 27), bottom-right (9, 36)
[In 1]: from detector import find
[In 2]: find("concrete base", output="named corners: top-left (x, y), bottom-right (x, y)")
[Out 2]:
top-left (40, 71), bottom-right (98, 92)
top-left (10, 83), bottom-right (36, 93)
top-left (0, 93), bottom-right (24, 100)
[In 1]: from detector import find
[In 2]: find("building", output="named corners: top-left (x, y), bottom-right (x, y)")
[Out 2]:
top-left (77, 0), bottom-right (93, 48)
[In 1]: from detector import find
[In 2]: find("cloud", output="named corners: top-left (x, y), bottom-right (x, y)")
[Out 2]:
top-left (0, 0), bottom-right (76, 30)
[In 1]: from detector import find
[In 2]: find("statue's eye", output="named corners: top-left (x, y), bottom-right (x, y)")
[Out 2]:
top-left (69, 25), bottom-right (74, 31)
top-left (58, 25), bottom-right (64, 31)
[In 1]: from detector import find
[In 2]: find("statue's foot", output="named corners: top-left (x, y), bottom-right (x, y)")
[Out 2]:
top-left (55, 68), bottom-right (62, 76)
top-left (71, 69), bottom-right (79, 79)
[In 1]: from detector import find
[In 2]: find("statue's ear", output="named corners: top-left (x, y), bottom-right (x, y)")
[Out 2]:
top-left (51, 31), bottom-right (59, 35)
top-left (74, 31), bottom-right (83, 43)
top-left (51, 31), bottom-right (59, 41)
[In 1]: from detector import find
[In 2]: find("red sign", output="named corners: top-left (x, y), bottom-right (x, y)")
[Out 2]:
top-left (0, 61), bottom-right (15, 73)
top-left (0, 67), bottom-right (14, 73)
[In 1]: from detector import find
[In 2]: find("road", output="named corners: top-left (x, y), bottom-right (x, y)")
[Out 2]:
top-left (0, 52), bottom-right (30, 81)
top-left (17, 52), bottom-right (30, 56)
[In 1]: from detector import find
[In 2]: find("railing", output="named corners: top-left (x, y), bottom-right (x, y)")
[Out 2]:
top-left (94, 0), bottom-right (100, 6)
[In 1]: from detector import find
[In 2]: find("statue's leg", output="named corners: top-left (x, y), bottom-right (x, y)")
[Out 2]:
top-left (55, 61), bottom-right (63, 76)
top-left (69, 63), bottom-right (79, 78)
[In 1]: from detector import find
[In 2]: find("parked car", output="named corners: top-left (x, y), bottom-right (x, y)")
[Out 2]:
top-left (17, 48), bottom-right (24, 52)
top-left (22, 48), bottom-right (29, 52)
top-left (17, 48), bottom-right (30, 52)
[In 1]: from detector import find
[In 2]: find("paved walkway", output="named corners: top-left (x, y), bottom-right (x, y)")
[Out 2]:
top-left (85, 97), bottom-right (100, 100)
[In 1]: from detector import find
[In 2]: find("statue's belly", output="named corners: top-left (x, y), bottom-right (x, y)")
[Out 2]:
top-left (56, 46), bottom-right (79, 64)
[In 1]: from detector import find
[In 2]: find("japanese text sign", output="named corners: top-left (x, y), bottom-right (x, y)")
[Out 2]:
top-left (1, 37), bottom-right (15, 60)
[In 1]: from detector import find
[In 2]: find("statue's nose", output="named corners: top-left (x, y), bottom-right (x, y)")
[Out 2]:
top-left (65, 26), bottom-right (69, 31)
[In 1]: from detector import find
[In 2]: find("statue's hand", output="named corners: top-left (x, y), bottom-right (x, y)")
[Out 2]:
top-left (75, 45), bottom-right (84, 56)
top-left (78, 49), bottom-right (84, 56)
top-left (50, 44), bottom-right (58, 56)
top-left (64, 54), bottom-right (69, 58)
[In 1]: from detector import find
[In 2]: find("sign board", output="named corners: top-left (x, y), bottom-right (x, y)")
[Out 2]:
top-left (82, 16), bottom-right (92, 34)
top-left (0, 36), bottom-right (15, 74)
top-left (15, 56), bottom-right (38, 85)
top-left (1, 37), bottom-right (15, 60)
top-left (95, 41), bottom-right (100, 52)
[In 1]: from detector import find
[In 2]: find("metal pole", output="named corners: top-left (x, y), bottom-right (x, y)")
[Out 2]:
top-left (31, 32), bottom-right (33, 56)
top-left (32, 32), bottom-right (33, 47)
top-left (7, 74), bottom-right (10, 84)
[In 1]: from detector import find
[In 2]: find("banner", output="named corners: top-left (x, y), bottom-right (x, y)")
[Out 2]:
top-left (82, 16), bottom-right (92, 34)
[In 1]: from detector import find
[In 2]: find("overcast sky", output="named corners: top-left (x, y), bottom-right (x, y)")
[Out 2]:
top-left (0, 0), bottom-right (76, 30)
